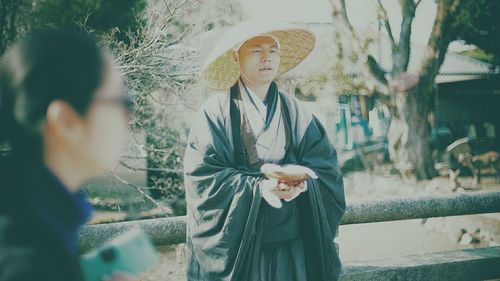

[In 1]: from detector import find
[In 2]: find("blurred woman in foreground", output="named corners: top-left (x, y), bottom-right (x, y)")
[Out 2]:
top-left (0, 30), bottom-right (130, 281)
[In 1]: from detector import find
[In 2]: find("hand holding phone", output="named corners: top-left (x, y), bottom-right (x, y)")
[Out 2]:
top-left (80, 228), bottom-right (158, 281)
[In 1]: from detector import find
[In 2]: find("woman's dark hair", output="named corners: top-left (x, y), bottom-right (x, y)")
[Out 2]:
top-left (0, 30), bottom-right (106, 162)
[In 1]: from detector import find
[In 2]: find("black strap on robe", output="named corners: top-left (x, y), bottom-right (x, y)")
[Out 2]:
top-left (236, 86), bottom-right (263, 169)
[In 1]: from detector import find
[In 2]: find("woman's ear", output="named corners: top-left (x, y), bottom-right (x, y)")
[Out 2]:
top-left (45, 100), bottom-right (83, 142)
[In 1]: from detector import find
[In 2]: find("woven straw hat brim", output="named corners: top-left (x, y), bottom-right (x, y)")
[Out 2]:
top-left (201, 20), bottom-right (315, 90)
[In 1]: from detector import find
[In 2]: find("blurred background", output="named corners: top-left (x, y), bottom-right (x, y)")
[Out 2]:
top-left (1, 0), bottom-right (499, 279)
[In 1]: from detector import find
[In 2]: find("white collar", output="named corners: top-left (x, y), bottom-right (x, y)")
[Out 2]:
top-left (239, 81), bottom-right (267, 121)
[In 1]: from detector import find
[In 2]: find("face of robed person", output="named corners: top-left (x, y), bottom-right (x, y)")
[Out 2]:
top-left (235, 36), bottom-right (281, 87)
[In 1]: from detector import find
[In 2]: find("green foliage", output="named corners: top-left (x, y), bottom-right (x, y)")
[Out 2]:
top-left (23, 0), bottom-right (145, 39)
top-left (0, 0), bottom-right (28, 54)
top-left (1, 0), bottom-right (146, 54)
top-left (460, 48), bottom-right (495, 64)
top-left (455, 0), bottom-right (500, 66)
top-left (134, 93), bottom-right (185, 205)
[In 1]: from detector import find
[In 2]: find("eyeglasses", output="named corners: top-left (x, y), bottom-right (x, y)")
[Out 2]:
top-left (94, 96), bottom-right (134, 113)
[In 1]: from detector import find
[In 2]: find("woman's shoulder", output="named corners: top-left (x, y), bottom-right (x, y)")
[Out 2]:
top-left (0, 204), bottom-right (75, 274)
top-left (0, 206), bottom-right (57, 257)
top-left (0, 216), bottom-right (77, 280)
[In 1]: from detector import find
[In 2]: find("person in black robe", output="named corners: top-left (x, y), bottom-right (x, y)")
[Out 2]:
top-left (185, 19), bottom-right (346, 281)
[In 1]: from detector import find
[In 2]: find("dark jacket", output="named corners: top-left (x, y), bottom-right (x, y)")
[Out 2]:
top-left (185, 84), bottom-right (346, 281)
top-left (0, 159), bottom-right (92, 281)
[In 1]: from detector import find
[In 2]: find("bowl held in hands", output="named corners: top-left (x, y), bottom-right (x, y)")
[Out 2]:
top-left (261, 163), bottom-right (318, 184)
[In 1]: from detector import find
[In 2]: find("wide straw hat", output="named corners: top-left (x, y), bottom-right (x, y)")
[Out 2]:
top-left (201, 19), bottom-right (316, 90)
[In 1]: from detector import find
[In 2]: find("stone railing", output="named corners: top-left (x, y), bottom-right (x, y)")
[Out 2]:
top-left (79, 191), bottom-right (500, 280)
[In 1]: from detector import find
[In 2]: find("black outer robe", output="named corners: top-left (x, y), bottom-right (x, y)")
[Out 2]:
top-left (184, 86), bottom-right (346, 281)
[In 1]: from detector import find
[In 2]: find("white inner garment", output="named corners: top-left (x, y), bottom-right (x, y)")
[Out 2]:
top-left (239, 81), bottom-right (286, 163)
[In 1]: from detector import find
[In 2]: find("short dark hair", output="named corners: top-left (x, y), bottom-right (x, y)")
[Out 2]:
top-left (0, 29), bottom-right (106, 160)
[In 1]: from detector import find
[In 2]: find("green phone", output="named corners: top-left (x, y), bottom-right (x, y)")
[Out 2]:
top-left (80, 228), bottom-right (159, 281)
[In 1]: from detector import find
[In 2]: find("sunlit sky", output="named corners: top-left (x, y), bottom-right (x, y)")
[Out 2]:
top-left (240, 0), bottom-right (468, 51)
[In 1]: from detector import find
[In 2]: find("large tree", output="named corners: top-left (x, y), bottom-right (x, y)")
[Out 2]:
top-left (330, 0), bottom-right (462, 180)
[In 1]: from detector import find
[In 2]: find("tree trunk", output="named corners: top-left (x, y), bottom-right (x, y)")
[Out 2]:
top-left (333, 0), bottom-right (462, 180)
top-left (398, 87), bottom-right (438, 180)
top-left (390, 0), bottom-right (462, 180)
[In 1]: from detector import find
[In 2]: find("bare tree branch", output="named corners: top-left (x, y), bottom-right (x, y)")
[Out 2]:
top-left (119, 160), bottom-right (182, 174)
top-left (418, 0), bottom-right (462, 88)
top-left (377, 0), bottom-right (395, 47)
top-left (109, 172), bottom-right (172, 215)
top-left (329, 0), bottom-right (355, 34)
top-left (392, 0), bottom-right (418, 75)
